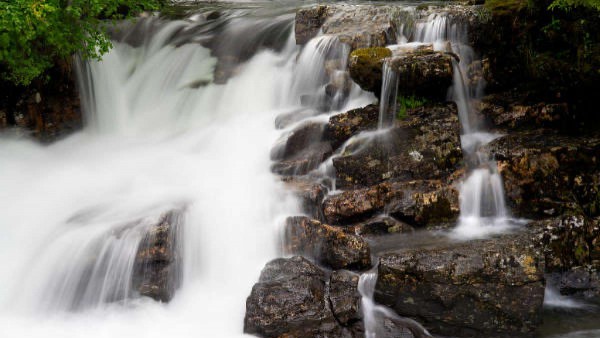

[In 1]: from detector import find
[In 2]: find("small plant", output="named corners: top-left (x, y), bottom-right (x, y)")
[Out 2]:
top-left (397, 95), bottom-right (428, 120)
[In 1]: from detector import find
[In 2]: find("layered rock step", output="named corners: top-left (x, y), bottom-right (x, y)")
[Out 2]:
top-left (375, 231), bottom-right (545, 337)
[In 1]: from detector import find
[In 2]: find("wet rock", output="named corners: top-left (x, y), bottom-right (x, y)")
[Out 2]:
top-left (529, 215), bottom-right (600, 271)
top-left (556, 266), bottom-right (600, 301)
top-left (321, 6), bottom-right (396, 50)
top-left (348, 47), bottom-right (392, 97)
top-left (295, 6), bottom-right (335, 45)
top-left (353, 215), bottom-right (414, 237)
top-left (388, 52), bottom-right (454, 99)
top-left (375, 231), bottom-right (545, 337)
top-left (284, 216), bottom-right (371, 270)
top-left (271, 141), bottom-right (333, 176)
top-left (326, 104), bottom-right (379, 149)
top-left (132, 210), bottom-right (183, 302)
top-left (282, 177), bottom-right (327, 221)
top-left (333, 103), bottom-right (462, 190)
top-left (485, 130), bottom-right (600, 218)
top-left (244, 256), bottom-right (361, 337)
top-left (323, 180), bottom-right (459, 227)
top-left (271, 122), bottom-right (326, 161)
top-left (479, 91), bottom-right (570, 130)
top-left (329, 270), bottom-right (362, 325)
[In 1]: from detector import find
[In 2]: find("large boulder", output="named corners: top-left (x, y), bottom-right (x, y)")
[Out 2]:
top-left (333, 103), bottom-right (462, 190)
top-left (323, 180), bottom-right (459, 227)
top-left (295, 6), bottom-right (336, 45)
top-left (284, 216), bottom-right (371, 270)
top-left (295, 5), bottom-right (396, 49)
top-left (132, 209), bottom-right (183, 302)
top-left (485, 130), bottom-right (600, 219)
top-left (244, 256), bottom-right (362, 337)
top-left (388, 52), bottom-right (454, 99)
top-left (326, 104), bottom-right (380, 150)
top-left (347, 47), bottom-right (392, 97)
top-left (529, 215), bottom-right (600, 272)
top-left (375, 231), bottom-right (545, 337)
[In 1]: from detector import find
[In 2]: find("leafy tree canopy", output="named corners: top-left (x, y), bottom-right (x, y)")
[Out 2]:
top-left (0, 0), bottom-right (163, 85)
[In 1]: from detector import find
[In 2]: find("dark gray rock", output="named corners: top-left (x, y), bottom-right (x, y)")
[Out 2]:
top-left (326, 104), bottom-right (379, 150)
top-left (375, 231), bottom-right (545, 337)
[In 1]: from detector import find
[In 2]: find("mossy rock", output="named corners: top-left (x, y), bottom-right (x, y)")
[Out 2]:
top-left (348, 47), bottom-right (392, 97)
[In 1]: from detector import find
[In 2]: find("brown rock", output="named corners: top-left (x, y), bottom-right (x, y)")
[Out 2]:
top-left (326, 103), bottom-right (379, 149)
top-left (284, 216), bottom-right (371, 270)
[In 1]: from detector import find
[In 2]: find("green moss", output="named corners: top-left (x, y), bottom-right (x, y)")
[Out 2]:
top-left (397, 95), bottom-right (428, 120)
top-left (350, 47), bottom-right (392, 62)
top-left (485, 0), bottom-right (529, 14)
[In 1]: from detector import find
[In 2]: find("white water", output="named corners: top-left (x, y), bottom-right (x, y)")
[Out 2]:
top-left (402, 12), bottom-right (516, 238)
top-left (0, 15), bottom-right (372, 338)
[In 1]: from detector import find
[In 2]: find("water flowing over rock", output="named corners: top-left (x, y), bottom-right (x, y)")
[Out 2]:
top-left (388, 52), bottom-right (454, 99)
top-left (132, 210), bottom-right (183, 302)
top-left (326, 103), bottom-right (380, 149)
top-left (332, 102), bottom-right (462, 190)
top-left (375, 231), bottom-right (545, 337)
top-left (284, 216), bottom-right (371, 270)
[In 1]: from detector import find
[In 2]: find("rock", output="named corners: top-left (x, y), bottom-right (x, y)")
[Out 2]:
top-left (326, 104), bottom-right (379, 149)
top-left (282, 177), bottom-right (327, 221)
top-left (388, 52), bottom-right (454, 99)
top-left (529, 215), bottom-right (600, 271)
top-left (348, 47), bottom-right (392, 97)
top-left (132, 209), bottom-right (183, 302)
top-left (557, 266), bottom-right (600, 301)
top-left (323, 180), bottom-right (459, 227)
top-left (271, 141), bottom-right (333, 176)
top-left (295, 6), bottom-right (335, 45)
top-left (271, 122), bottom-right (326, 161)
top-left (333, 103), bottom-right (462, 190)
top-left (485, 130), bottom-right (600, 218)
top-left (244, 256), bottom-right (361, 337)
top-left (274, 108), bottom-right (318, 129)
top-left (284, 216), bottom-right (371, 270)
top-left (353, 215), bottom-right (414, 236)
top-left (375, 231), bottom-right (545, 337)
top-left (329, 270), bottom-right (362, 325)
top-left (321, 6), bottom-right (396, 50)
top-left (479, 91), bottom-right (570, 130)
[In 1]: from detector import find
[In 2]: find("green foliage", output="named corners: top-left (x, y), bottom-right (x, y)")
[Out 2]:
top-left (396, 95), bottom-right (427, 120)
top-left (548, 0), bottom-right (600, 11)
top-left (0, 0), bottom-right (163, 85)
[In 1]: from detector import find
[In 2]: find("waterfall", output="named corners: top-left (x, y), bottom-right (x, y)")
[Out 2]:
top-left (406, 12), bottom-right (518, 238)
top-left (378, 62), bottom-right (398, 129)
top-left (0, 11), bottom-right (373, 337)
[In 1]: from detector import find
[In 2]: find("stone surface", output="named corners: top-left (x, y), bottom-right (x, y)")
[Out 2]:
top-left (479, 91), bottom-right (570, 130)
top-left (388, 52), bottom-right (454, 99)
top-left (321, 6), bottom-right (396, 50)
top-left (326, 103), bottom-right (379, 150)
top-left (295, 6), bottom-right (336, 45)
top-left (352, 215), bottom-right (414, 237)
top-left (132, 210), bottom-right (183, 302)
top-left (348, 47), bottom-right (392, 97)
top-left (375, 231), bottom-right (545, 337)
top-left (244, 256), bottom-right (361, 337)
top-left (271, 122), bottom-right (326, 161)
top-left (485, 130), bottom-right (600, 218)
top-left (284, 216), bottom-right (371, 270)
top-left (333, 103), bottom-right (462, 190)
top-left (323, 180), bottom-right (459, 227)
top-left (529, 215), bottom-right (600, 271)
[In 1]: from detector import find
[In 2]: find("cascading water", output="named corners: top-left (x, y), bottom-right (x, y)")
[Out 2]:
top-left (0, 9), bottom-right (374, 337)
top-left (405, 12), bottom-right (517, 238)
